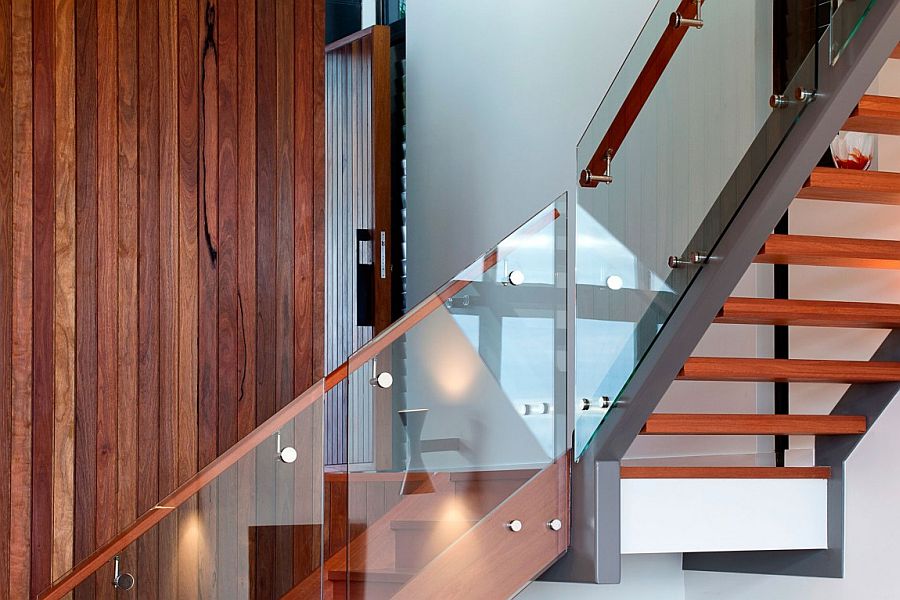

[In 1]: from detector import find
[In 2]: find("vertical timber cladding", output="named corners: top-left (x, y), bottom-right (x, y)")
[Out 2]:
top-left (0, 0), bottom-right (325, 598)
top-left (324, 25), bottom-right (392, 468)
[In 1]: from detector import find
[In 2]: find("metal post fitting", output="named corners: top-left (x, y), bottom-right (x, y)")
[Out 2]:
top-left (580, 149), bottom-right (614, 186)
top-left (671, 0), bottom-right (703, 29)
top-left (795, 87), bottom-right (818, 103)
top-left (769, 94), bottom-right (789, 109)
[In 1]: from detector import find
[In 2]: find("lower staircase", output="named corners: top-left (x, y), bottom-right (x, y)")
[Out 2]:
top-left (625, 47), bottom-right (900, 500)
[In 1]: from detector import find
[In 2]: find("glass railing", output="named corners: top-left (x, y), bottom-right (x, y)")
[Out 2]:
top-left (573, 0), bottom-right (825, 457)
top-left (830, 0), bottom-right (877, 64)
top-left (334, 196), bottom-right (569, 598)
top-left (40, 197), bottom-right (569, 600)
top-left (46, 381), bottom-right (327, 599)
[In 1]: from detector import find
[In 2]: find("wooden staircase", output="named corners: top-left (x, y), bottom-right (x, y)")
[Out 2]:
top-left (286, 463), bottom-right (567, 600)
top-left (630, 49), bottom-right (900, 481)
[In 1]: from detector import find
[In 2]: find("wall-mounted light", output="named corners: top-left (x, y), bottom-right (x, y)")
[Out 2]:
top-left (605, 275), bottom-right (624, 290)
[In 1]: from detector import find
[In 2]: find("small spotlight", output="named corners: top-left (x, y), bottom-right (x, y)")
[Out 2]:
top-left (606, 275), bottom-right (624, 290)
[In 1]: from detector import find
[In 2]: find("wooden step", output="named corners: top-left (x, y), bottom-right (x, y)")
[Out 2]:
top-left (716, 297), bottom-right (900, 328)
top-left (621, 466), bottom-right (832, 479)
top-left (391, 520), bottom-right (477, 570)
top-left (755, 234), bottom-right (900, 269)
top-left (797, 167), bottom-right (900, 205)
top-left (844, 94), bottom-right (900, 135)
top-left (641, 414), bottom-right (866, 435)
top-left (892, 43), bottom-right (900, 59)
top-left (328, 569), bottom-right (412, 600)
top-left (679, 357), bottom-right (900, 383)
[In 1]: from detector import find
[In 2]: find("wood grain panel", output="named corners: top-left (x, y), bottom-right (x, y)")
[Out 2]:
top-left (717, 297), bottom-right (900, 329)
top-left (31, 0), bottom-right (55, 591)
top-left (157, 2), bottom-right (178, 596)
top-left (136, 0), bottom-right (160, 596)
top-left (116, 4), bottom-right (139, 594)
top-left (177, 0), bottom-right (200, 595)
top-left (217, 0), bottom-right (239, 455)
top-left (216, 0), bottom-right (240, 591)
top-left (2, 1), bottom-right (326, 595)
top-left (798, 167), bottom-right (900, 205)
top-left (620, 466), bottom-right (832, 479)
top-left (177, 0), bottom-right (199, 489)
top-left (235, 4), bottom-right (257, 596)
top-left (641, 414), bottom-right (867, 435)
top-left (10, 2), bottom-right (32, 597)
top-left (199, 0), bottom-right (219, 472)
top-left (844, 94), bottom-right (900, 135)
top-left (0, 0), bottom-right (12, 593)
top-left (73, 1), bottom-right (97, 598)
top-left (51, 0), bottom-right (76, 586)
top-left (679, 357), bottom-right (900, 383)
top-left (95, 17), bottom-right (117, 600)
top-left (755, 233), bottom-right (900, 269)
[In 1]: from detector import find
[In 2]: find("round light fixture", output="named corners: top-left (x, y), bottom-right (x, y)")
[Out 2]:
top-left (606, 275), bottom-right (624, 290)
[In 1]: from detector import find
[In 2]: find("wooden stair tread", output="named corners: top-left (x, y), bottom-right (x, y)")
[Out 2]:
top-left (844, 94), bottom-right (900, 135)
top-left (893, 43), bottom-right (900, 60)
top-left (390, 519), bottom-right (477, 531)
top-left (717, 297), bottom-right (900, 328)
top-left (327, 569), bottom-right (414, 583)
top-left (797, 167), bottom-right (900, 205)
top-left (621, 466), bottom-right (832, 479)
top-left (641, 414), bottom-right (866, 435)
top-left (755, 234), bottom-right (900, 269)
top-left (679, 357), bottom-right (900, 383)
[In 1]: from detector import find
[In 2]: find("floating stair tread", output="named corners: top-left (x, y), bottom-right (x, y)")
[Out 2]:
top-left (716, 297), bottom-right (900, 328)
top-left (679, 357), bottom-right (900, 383)
top-left (390, 519), bottom-right (477, 531)
top-left (893, 43), bottom-right (900, 59)
top-left (755, 234), bottom-right (900, 269)
top-left (620, 466), bottom-right (832, 479)
top-left (844, 94), bottom-right (900, 135)
top-left (641, 414), bottom-right (866, 435)
top-left (797, 167), bottom-right (900, 205)
top-left (327, 569), bottom-right (414, 583)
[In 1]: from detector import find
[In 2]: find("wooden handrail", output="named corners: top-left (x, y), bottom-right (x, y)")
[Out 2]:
top-left (38, 205), bottom-right (561, 600)
top-left (581, 0), bottom-right (700, 187)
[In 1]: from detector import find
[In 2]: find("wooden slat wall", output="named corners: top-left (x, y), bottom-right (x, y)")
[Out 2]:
top-left (0, 1), bottom-right (325, 598)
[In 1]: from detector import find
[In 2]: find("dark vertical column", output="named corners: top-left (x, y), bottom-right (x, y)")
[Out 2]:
top-left (774, 214), bottom-right (789, 466)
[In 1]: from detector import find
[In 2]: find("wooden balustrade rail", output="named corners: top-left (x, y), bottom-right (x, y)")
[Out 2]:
top-left (581, 0), bottom-right (699, 187)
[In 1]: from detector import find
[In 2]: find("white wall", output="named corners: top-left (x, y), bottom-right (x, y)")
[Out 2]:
top-left (405, 0), bottom-right (657, 305)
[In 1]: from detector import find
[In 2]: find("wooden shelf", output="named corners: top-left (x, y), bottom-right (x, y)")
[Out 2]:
top-left (755, 234), bottom-right (900, 269)
top-left (679, 357), bottom-right (900, 383)
top-left (620, 466), bottom-right (832, 479)
top-left (798, 167), bottom-right (900, 205)
top-left (641, 414), bottom-right (866, 436)
top-left (844, 94), bottom-right (900, 135)
top-left (716, 297), bottom-right (900, 329)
